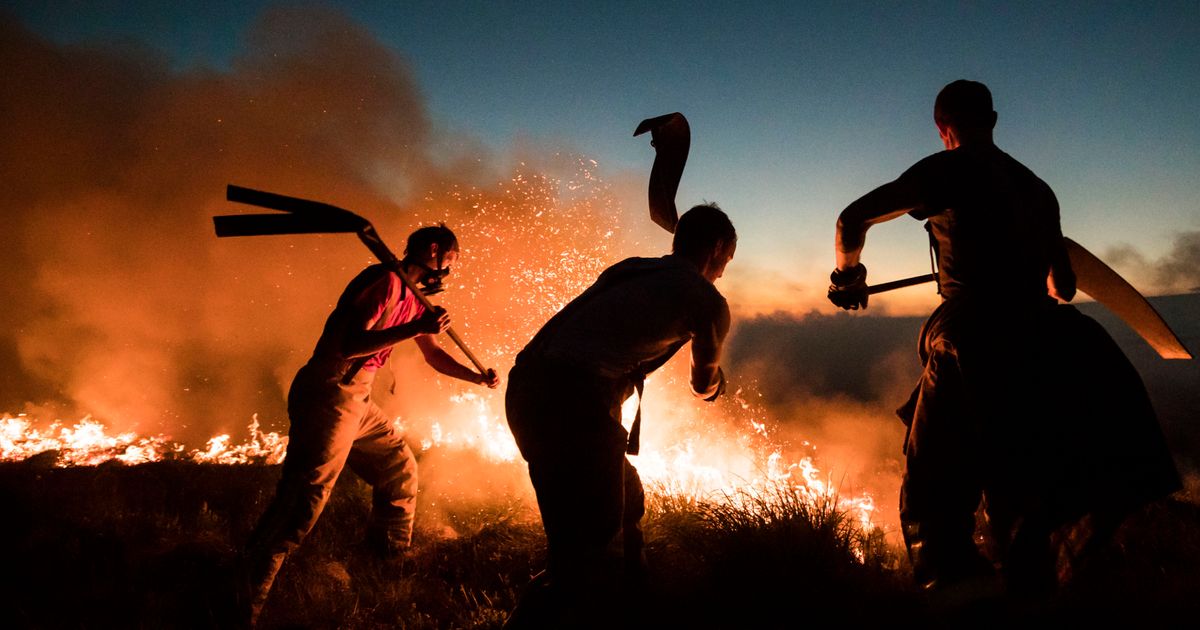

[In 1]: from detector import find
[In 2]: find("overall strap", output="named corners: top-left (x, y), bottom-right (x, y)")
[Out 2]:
top-left (925, 221), bottom-right (942, 296)
top-left (627, 379), bottom-right (645, 456)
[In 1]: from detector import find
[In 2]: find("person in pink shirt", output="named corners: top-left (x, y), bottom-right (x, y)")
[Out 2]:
top-left (242, 224), bottom-right (499, 625)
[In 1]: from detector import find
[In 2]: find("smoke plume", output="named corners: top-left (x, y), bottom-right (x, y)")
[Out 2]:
top-left (1105, 230), bottom-right (1200, 295)
top-left (0, 7), bottom-right (644, 441)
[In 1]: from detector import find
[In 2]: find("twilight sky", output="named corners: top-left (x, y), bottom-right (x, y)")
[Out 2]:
top-left (9, 1), bottom-right (1200, 311)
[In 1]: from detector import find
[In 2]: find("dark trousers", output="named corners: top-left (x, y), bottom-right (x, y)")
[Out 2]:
top-left (898, 298), bottom-right (1179, 591)
top-left (505, 360), bottom-right (645, 623)
top-left (243, 365), bottom-right (418, 624)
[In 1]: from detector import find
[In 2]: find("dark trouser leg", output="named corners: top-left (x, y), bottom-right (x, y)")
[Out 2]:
top-left (622, 461), bottom-right (647, 579)
top-left (529, 435), bottom-right (627, 596)
top-left (536, 416), bottom-right (631, 630)
top-left (346, 403), bottom-right (418, 554)
top-left (243, 384), bottom-right (361, 624)
top-left (505, 365), bottom-right (633, 627)
top-left (900, 342), bottom-right (991, 589)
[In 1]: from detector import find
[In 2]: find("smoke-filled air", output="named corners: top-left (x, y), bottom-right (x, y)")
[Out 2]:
top-left (0, 7), bottom-right (913, 533)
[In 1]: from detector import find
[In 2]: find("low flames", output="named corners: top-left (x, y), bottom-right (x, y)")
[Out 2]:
top-left (2, 373), bottom-right (877, 538)
top-left (1, 413), bottom-right (286, 466)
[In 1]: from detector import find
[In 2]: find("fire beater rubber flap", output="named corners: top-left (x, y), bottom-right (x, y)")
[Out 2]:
top-left (213, 213), bottom-right (366, 237)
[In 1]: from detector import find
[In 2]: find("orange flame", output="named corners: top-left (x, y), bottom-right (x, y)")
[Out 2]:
top-left (1, 413), bottom-right (283, 466)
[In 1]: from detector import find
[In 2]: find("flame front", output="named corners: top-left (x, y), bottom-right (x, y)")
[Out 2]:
top-left (2, 413), bottom-right (284, 466)
top-left (2, 377), bottom-right (877, 536)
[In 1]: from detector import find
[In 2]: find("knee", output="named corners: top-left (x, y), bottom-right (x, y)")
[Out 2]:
top-left (375, 450), bottom-right (419, 496)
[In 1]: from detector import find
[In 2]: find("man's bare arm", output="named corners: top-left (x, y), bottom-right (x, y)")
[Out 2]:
top-left (835, 179), bottom-right (921, 270)
top-left (1044, 194), bottom-right (1076, 302)
top-left (340, 308), bottom-right (449, 359)
top-left (415, 334), bottom-right (499, 388)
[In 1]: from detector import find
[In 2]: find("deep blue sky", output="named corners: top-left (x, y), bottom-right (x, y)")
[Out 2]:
top-left (11, 1), bottom-right (1200, 303)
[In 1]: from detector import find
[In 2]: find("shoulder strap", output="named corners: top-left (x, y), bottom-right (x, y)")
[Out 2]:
top-left (925, 221), bottom-right (942, 296)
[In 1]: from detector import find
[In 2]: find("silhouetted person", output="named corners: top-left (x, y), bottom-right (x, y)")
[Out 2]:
top-left (829, 80), bottom-right (1179, 597)
top-left (242, 225), bottom-right (499, 625)
top-left (505, 204), bottom-right (735, 627)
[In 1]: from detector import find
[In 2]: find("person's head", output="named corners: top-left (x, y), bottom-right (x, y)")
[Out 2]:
top-left (672, 203), bottom-right (737, 282)
top-left (403, 224), bottom-right (459, 293)
top-left (934, 80), bottom-right (997, 149)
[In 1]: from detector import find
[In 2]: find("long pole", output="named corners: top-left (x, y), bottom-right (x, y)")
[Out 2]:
top-left (867, 273), bottom-right (936, 295)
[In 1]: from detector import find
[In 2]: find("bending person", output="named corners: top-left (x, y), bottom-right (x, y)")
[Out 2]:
top-left (506, 204), bottom-right (735, 627)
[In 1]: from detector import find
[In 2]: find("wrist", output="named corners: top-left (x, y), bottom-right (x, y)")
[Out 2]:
top-left (830, 263), bottom-right (867, 287)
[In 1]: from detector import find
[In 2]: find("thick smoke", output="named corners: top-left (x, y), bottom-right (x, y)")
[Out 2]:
top-left (0, 7), bottom-right (684, 523)
top-left (35, 7), bottom-right (1198, 534)
top-left (0, 7), bottom-right (931, 532)
top-left (1, 7), bottom-right (436, 436)
top-left (1105, 230), bottom-right (1200, 295)
top-left (1154, 232), bottom-right (1200, 292)
top-left (721, 311), bottom-right (925, 521)
top-left (0, 8), bottom-right (644, 446)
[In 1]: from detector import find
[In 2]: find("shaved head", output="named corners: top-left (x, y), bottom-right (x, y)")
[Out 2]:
top-left (934, 80), bottom-right (995, 131)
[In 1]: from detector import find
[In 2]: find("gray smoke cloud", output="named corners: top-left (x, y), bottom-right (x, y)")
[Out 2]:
top-left (1105, 230), bottom-right (1200, 295)
top-left (724, 298), bottom-right (1200, 516)
top-left (8, 6), bottom-right (1191, 529)
top-left (721, 311), bottom-right (928, 518)
top-left (1153, 231), bottom-right (1200, 293)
